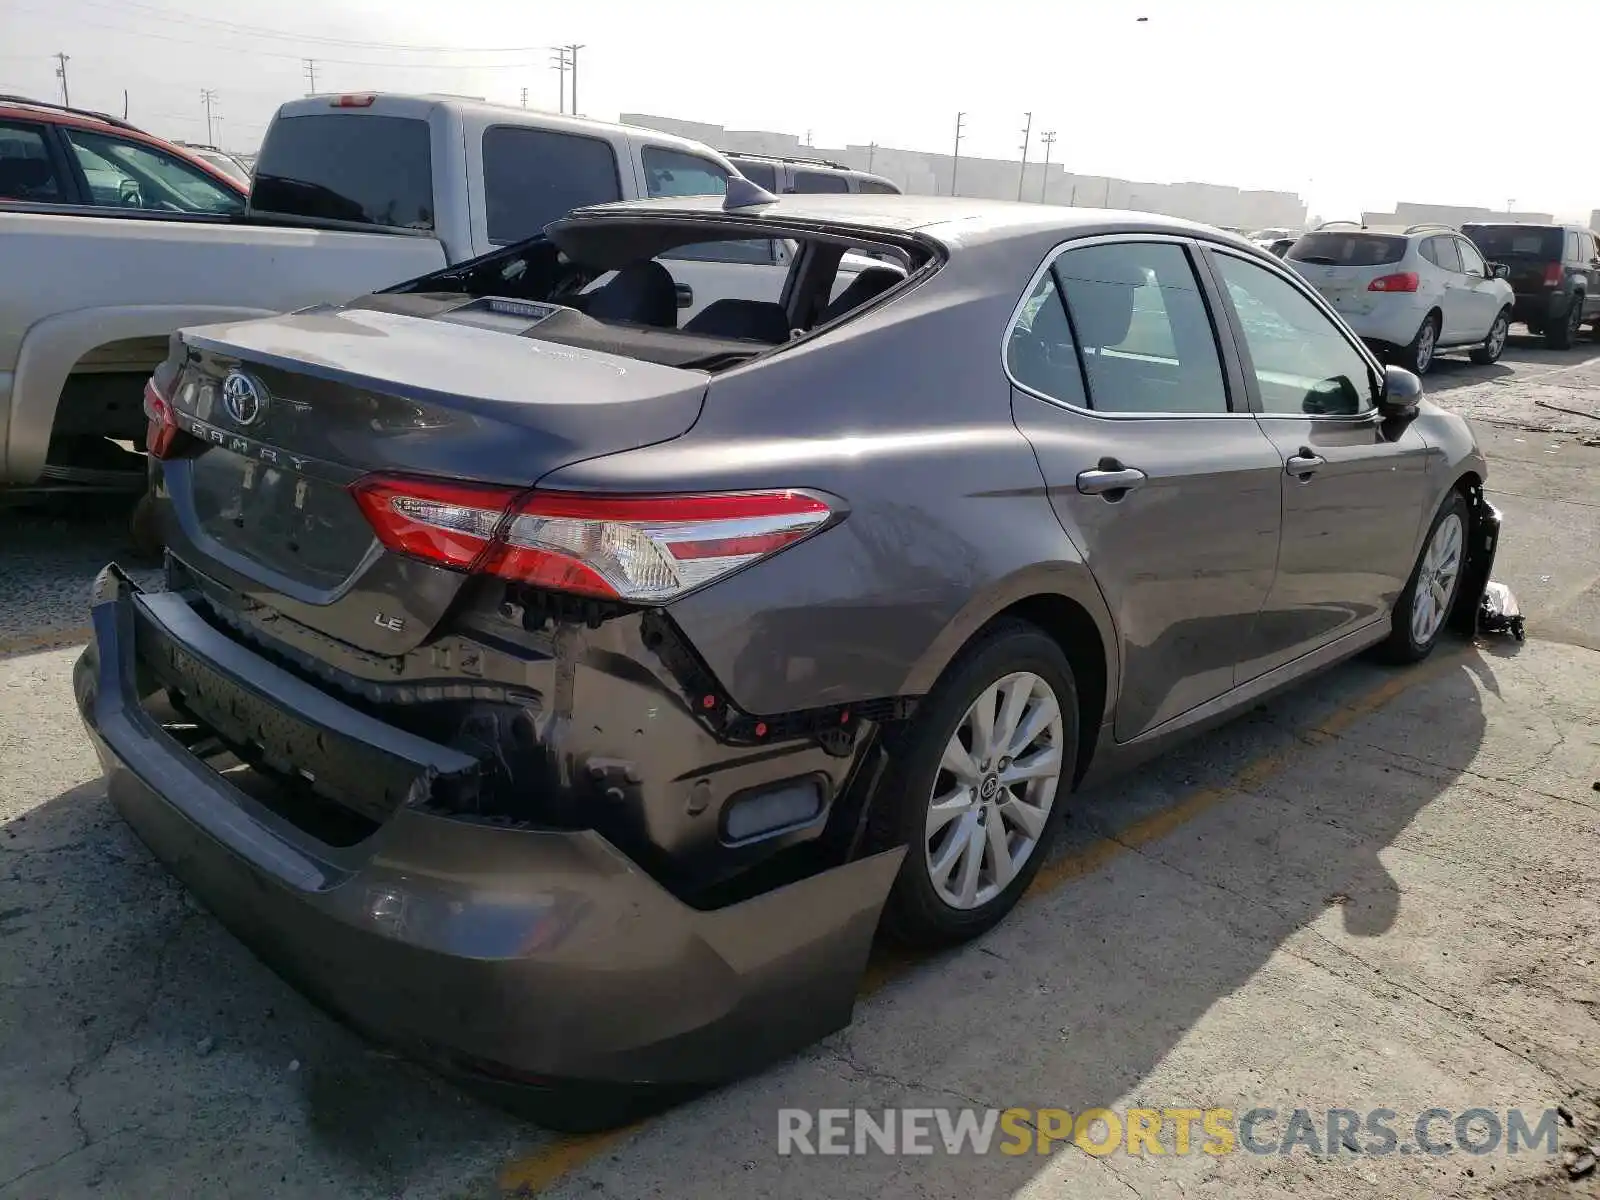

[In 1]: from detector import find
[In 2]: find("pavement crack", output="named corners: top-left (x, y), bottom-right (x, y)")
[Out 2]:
top-left (821, 1042), bottom-right (994, 1111)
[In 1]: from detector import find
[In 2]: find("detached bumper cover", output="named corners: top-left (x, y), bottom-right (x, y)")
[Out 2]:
top-left (74, 569), bottom-right (901, 1111)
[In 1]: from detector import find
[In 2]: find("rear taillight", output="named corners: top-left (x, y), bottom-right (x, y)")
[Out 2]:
top-left (1543, 263), bottom-right (1564, 287)
top-left (350, 475), bottom-right (835, 602)
top-left (143, 378), bottom-right (179, 458)
top-left (1368, 272), bottom-right (1419, 293)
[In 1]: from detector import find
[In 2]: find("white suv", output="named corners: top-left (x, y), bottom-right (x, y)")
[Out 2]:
top-left (1284, 223), bottom-right (1514, 374)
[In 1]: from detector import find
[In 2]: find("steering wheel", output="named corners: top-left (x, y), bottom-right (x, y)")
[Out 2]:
top-left (117, 178), bottom-right (143, 207)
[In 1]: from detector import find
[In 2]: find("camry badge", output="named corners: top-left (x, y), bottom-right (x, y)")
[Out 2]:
top-left (221, 370), bottom-right (268, 427)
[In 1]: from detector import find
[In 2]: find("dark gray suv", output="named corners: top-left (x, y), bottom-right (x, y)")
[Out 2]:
top-left (1463, 222), bottom-right (1600, 348)
top-left (75, 195), bottom-right (1499, 1125)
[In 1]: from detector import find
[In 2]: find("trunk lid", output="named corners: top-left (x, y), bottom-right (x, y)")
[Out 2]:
top-left (161, 304), bottom-right (707, 653)
top-left (1286, 231), bottom-right (1409, 318)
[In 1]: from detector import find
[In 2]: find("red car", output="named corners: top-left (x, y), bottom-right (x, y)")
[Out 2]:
top-left (0, 94), bottom-right (248, 210)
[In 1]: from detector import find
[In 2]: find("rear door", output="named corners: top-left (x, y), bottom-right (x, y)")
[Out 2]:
top-left (1007, 236), bottom-right (1285, 742)
top-left (1451, 236), bottom-right (1501, 339)
top-left (1424, 235), bottom-right (1475, 342)
top-left (1203, 246), bottom-right (1433, 677)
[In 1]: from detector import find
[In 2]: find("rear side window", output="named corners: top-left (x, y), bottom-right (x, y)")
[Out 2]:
top-left (1463, 225), bottom-right (1563, 260)
top-left (0, 122), bottom-right (64, 202)
top-left (642, 146), bottom-right (728, 198)
top-left (792, 169), bottom-right (849, 194)
top-left (1287, 233), bottom-right (1405, 267)
top-left (253, 114), bottom-right (432, 229)
top-left (1050, 241), bottom-right (1229, 414)
top-left (731, 160), bottom-right (777, 191)
top-left (1427, 236), bottom-right (1462, 273)
top-left (484, 126), bottom-right (621, 244)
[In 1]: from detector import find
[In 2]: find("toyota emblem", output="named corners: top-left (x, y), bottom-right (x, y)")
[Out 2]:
top-left (221, 370), bottom-right (268, 427)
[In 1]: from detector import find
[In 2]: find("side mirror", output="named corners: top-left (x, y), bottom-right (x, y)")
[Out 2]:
top-left (1490, 262), bottom-right (1510, 279)
top-left (1379, 365), bottom-right (1423, 419)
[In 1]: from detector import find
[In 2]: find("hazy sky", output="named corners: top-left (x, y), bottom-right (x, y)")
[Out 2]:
top-left (5, 0), bottom-right (1598, 220)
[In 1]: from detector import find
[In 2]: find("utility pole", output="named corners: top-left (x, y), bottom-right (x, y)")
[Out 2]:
top-left (866, 142), bottom-right (877, 172)
top-left (951, 111), bottom-right (965, 197)
top-left (565, 44), bottom-right (584, 114)
top-left (200, 89), bottom-right (218, 146)
top-left (549, 47), bottom-right (570, 113)
top-left (520, 86), bottom-right (528, 108)
top-left (805, 129), bottom-right (814, 147)
top-left (53, 52), bottom-right (70, 106)
top-left (122, 89), bottom-right (129, 120)
top-left (303, 59), bottom-right (317, 94)
top-left (1038, 130), bottom-right (1057, 202)
top-left (1016, 112), bottom-right (1032, 202)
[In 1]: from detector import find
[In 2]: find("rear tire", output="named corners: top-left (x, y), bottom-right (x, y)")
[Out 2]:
top-left (1378, 490), bottom-right (1469, 664)
top-left (1469, 309), bottom-right (1510, 364)
top-left (866, 620), bottom-right (1078, 948)
top-left (1398, 313), bottom-right (1439, 375)
top-left (1545, 296), bottom-right (1583, 349)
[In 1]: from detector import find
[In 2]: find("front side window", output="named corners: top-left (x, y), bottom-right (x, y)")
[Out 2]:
top-left (1212, 252), bottom-right (1376, 416)
top-left (642, 146), bottom-right (728, 198)
top-left (1050, 241), bottom-right (1229, 414)
top-left (484, 126), bottom-right (620, 244)
top-left (0, 122), bottom-right (63, 202)
top-left (63, 129), bottom-right (242, 215)
top-left (1456, 238), bottom-right (1487, 277)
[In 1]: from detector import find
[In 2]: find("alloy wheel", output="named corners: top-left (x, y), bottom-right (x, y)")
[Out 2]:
top-left (924, 672), bottom-right (1064, 910)
top-left (1410, 513), bottom-right (1464, 646)
top-left (1486, 315), bottom-right (1507, 359)
top-left (1415, 321), bottom-right (1435, 372)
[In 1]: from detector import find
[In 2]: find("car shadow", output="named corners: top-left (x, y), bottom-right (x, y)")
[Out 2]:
top-left (614, 647), bottom-right (1495, 1198)
top-left (0, 646), bottom-right (1491, 1196)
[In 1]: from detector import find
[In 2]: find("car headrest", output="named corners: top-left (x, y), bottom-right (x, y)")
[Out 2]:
top-left (683, 299), bottom-right (792, 343)
top-left (1067, 276), bottom-right (1137, 349)
top-left (583, 260), bottom-right (679, 329)
top-left (820, 266), bottom-right (904, 323)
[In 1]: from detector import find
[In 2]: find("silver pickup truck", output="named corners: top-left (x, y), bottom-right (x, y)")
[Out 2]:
top-left (1, 93), bottom-right (771, 512)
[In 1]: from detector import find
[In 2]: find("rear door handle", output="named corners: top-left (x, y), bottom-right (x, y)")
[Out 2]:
top-left (675, 282), bottom-right (693, 308)
top-left (1286, 449), bottom-right (1326, 478)
top-left (1076, 464), bottom-right (1148, 497)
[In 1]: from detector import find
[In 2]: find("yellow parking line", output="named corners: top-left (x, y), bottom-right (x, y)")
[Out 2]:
top-left (492, 648), bottom-right (1469, 1195)
top-left (0, 625), bottom-right (92, 658)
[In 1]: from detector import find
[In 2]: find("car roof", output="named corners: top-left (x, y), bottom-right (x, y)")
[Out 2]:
top-left (567, 192), bottom-right (1246, 250)
top-left (272, 93), bottom-right (737, 165)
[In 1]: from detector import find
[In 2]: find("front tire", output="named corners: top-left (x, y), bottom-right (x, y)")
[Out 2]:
top-left (1545, 296), bottom-right (1583, 349)
top-left (1378, 491), bottom-right (1469, 664)
top-left (867, 621), bottom-right (1078, 947)
top-left (1399, 313), bottom-right (1439, 375)
top-left (1470, 309), bottom-right (1510, 364)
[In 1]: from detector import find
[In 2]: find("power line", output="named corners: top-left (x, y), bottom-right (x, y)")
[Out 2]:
top-left (1038, 130), bottom-right (1057, 203)
top-left (54, 0), bottom-right (554, 54)
top-left (54, 51), bottom-right (70, 105)
top-left (1016, 111), bottom-right (1031, 202)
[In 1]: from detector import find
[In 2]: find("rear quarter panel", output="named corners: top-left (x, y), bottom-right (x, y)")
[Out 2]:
top-left (536, 248), bottom-right (1119, 721)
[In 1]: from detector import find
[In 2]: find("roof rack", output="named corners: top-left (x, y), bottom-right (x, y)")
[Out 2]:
top-left (724, 150), bottom-right (847, 171)
top-left (1314, 220), bottom-right (1363, 231)
top-left (1404, 222), bottom-right (1458, 234)
top-left (0, 94), bottom-right (142, 133)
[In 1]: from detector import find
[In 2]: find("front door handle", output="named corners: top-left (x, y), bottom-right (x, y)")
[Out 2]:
top-left (675, 282), bottom-right (694, 308)
top-left (1286, 448), bottom-right (1326, 478)
top-left (1076, 462), bottom-right (1148, 497)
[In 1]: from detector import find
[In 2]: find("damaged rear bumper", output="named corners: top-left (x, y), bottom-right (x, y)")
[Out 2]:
top-left (73, 567), bottom-right (902, 1127)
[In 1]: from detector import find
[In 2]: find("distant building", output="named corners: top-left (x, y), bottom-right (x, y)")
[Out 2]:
top-left (621, 113), bottom-right (1307, 231)
top-left (1357, 203), bottom-right (1554, 229)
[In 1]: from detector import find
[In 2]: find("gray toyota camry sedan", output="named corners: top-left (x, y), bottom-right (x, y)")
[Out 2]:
top-left (75, 189), bottom-right (1499, 1126)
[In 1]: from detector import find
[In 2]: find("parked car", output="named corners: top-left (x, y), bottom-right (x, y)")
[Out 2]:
top-left (77, 197), bottom-right (1498, 1127)
top-left (726, 152), bottom-right (900, 195)
top-left (1461, 222), bottom-right (1600, 349)
top-left (175, 142), bottom-right (253, 186)
top-left (2, 92), bottom-right (873, 517)
top-left (1284, 223), bottom-right (1514, 374)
